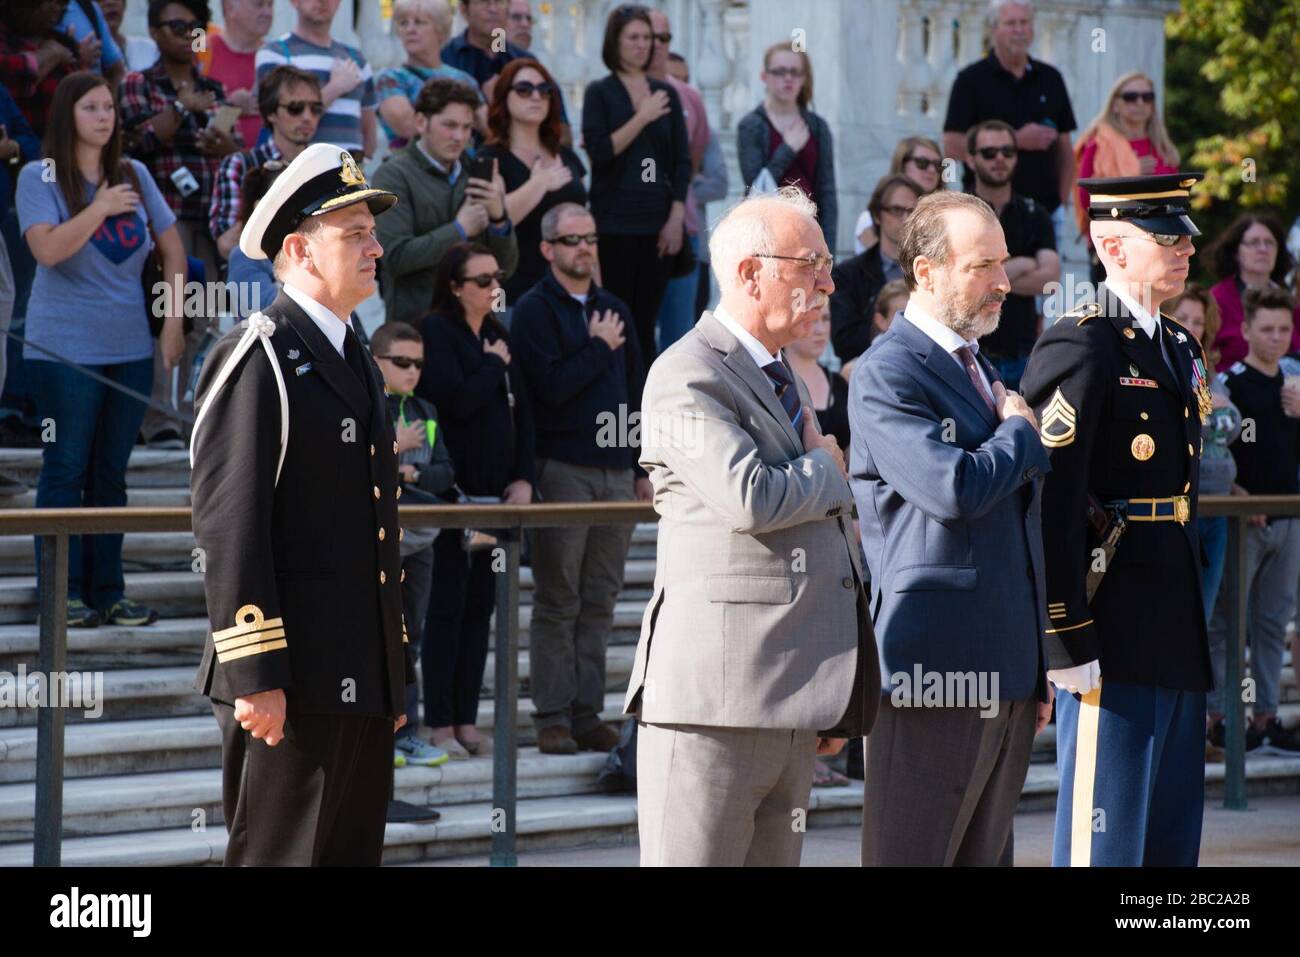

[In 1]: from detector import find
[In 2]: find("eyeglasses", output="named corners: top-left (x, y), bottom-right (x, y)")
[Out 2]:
top-left (551, 233), bottom-right (599, 247)
top-left (1240, 237), bottom-right (1278, 250)
top-left (376, 355), bottom-right (423, 370)
top-left (159, 18), bottom-right (204, 37)
top-left (975, 146), bottom-right (1017, 160)
top-left (279, 100), bottom-right (325, 117)
top-left (1102, 232), bottom-right (1186, 248)
top-left (880, 204), bottom-right (916, 218)
top-left (653, 32), bottom-right (673, 44)
top-left (459, 270), bottom-right (507, 288)
top-left (754, 253), bottom-right (834, 274)
top-left (510, 81), bottom-right (554, 99)
top-left (766, 67), bottom-right (804, 80)
top-left (1118, 91), bottom-right (1156, 104)
top-left (906, 155), bottom-right (941, 171)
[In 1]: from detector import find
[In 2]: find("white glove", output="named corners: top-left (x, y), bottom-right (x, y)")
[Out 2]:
top-left (1047, 659), bottom-right (1101, 695)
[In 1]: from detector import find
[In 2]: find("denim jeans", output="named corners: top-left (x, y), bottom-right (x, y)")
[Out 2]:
top-left (654, 234), bottom-right (701, 352)
top-left (29, 356), bottom-right (154, 610)
top-left (1198, 516), bottom-right (1227, 624)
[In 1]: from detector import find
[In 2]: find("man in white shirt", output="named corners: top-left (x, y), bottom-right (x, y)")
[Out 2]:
top-left (849, 189), bottom-right (1055, 866)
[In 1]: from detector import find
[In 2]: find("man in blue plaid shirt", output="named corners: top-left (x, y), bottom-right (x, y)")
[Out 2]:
top-left (209, 65), bottom-right (322, 260)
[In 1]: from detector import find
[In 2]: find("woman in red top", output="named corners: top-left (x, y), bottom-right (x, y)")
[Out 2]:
top-left (1206, 213), bottom-right (1300, 368)
top-left (1073, 72), bottom-right (1179, 278)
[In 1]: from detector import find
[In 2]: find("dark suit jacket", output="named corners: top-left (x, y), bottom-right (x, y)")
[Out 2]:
top-left (849, 313), bottom-right (1051, 702)
top-left (829, 244), bottom-right (886, 363)
top-left (191, 291), bottom-right (414, 717)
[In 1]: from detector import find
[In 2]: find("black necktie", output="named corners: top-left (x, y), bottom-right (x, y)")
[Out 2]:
top-left (762, 360), bottom-right (804, 431)
top-left (343, 330), bottom-right (369, 388)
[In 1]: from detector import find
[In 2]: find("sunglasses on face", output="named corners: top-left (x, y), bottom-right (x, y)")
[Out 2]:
top-left (653, 32), bottom-right (672, 44)
top-left (1119, 91), bottom-right (1155, 104)
top-left (880, 204), bottom-right (916, 218)
top-left (766, 67), bottom-right (804, 80)
top-left (905, 155), bottom-right (941, 171)
top-left (510, 81), bottom-right (554, 99)
top-left (377, 355), bottom-right (423, 370)
top-left (551, 233), bottom-right (599, 247)
top-left (279, 100), bottom-right (325, 117)
top-left (159, 18), bottom-right (204, 37)
top-left (1114, 232), bottom-right (1185, 247)
top-left (459, 271), bottom-right (507, 288)
top-left (975, 146), bottom-right (1017, 160)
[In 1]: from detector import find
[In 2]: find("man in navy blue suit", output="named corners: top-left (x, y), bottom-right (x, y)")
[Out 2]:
top-left (849, 190), bottom-right (1054, 866)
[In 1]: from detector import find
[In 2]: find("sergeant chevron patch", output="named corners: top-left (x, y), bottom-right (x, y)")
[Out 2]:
top-left (1041, 388), bottom-right (1077, 448)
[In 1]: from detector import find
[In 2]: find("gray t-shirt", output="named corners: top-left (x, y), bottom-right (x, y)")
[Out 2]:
top-left (1199, 379), bottom-right (1241, 497)
top-left (18, 159), bottom-right (175, 365)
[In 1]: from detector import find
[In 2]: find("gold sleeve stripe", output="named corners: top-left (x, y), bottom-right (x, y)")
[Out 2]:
top-left (216, 638), bottom-right (289, 663)
top-left (1045, 619), bottom-right (1094, 635)
top-left (215, 628), bottom-right (287, 652)
top-left (214, 604), bottom-right (284, 641)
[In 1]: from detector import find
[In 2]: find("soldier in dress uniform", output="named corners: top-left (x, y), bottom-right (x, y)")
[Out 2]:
top-left (189, 143), bottom-right (413, 866)
top-left (1020, 173), bottom-right (1215, 867)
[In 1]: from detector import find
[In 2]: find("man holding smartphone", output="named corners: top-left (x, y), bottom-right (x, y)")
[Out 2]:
top-left (373, 77), bottom-right (518, 326)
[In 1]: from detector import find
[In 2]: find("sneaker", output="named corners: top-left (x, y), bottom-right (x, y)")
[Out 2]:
top-left (102, 598), bottom-right (158, 626)
top-left (393, 751), bottom-right (407, 769)
top-left (394, 735), bottom-right (450, 767)
top-left (65, 599), bottom-right (100, 629)
top-left (1208, 718), bottom-right (1263, 754)
top-left (1256, 717), bottom-right (1300, 756)
top-left (146, 429), bottom-right (186, 450)
top-left (0, 417), bottom-right (42, 448)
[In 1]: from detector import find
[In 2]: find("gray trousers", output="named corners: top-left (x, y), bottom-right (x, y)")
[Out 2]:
top-left (637, 721), bottom-right (818, 866)
top-left (1207, 517), bottom-right (1300, 716)
top-left (861, 695), bottom-right (1037, 866)
top-left (528, 458), bottom-right (635, 733)
top-left (141, 220), bottom-right (218, 441)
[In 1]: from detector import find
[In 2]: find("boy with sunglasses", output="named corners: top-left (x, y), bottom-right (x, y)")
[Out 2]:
top-left (371, 321), bottom-right (456, 769)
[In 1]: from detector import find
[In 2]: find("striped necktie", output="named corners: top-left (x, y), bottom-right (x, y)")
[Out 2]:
top-left (762, 360), bottom-right (804, 431)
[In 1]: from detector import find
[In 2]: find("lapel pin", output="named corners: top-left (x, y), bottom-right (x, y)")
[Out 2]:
top-left (1129, 363), bottom-right (1139, 376)
top-left (288, 348), bottom-right (300, 360)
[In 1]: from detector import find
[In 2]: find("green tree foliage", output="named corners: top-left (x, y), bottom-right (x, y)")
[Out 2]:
top-left (1166, 0), bottom-right (1300, 265)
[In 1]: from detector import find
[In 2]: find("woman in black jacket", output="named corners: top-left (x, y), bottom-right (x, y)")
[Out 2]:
top-left (581, 3), bottom-right (691, 366)
top-left (416, 242), bottom-right (535, 757)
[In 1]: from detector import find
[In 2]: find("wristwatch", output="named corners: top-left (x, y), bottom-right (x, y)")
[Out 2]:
top-left (172, 99), bottom-right (187, 116)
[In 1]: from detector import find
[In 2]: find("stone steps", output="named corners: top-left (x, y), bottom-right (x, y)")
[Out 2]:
top-left (0, 487), bottom-right (193, 510)
top-left (0, 562), bottom-right (658, 625)
top-left (0, 449), bottom-right (191, 489)
top-left (3, 756), bottom-right (1299, 867)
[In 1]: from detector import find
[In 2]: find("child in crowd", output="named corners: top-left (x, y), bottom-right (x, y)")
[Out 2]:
top-left (371, 321), bottom-right (457, 768)
top-left (1210, 287), bottom-right (1300, 756)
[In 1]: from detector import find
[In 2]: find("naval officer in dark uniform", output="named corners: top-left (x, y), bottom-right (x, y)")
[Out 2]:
top-left (189, 143), bottom-right (412, 866)
top-left (1020, 173), bottom-right (1215, 866)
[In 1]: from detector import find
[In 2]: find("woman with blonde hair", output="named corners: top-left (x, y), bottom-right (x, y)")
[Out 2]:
top-left (737, 40), bottom-right (837, 247)
top-left (1073, 71), bottom-right (1179, 274)
top-left (855, 135), bottom-right (944, 253)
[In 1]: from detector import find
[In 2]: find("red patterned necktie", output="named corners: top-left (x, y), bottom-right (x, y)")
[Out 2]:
top-left (954, 345), bottom-right (996, 415)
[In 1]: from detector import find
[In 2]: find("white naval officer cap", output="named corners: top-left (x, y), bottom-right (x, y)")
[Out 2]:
top-left (239, 143), bottom-right (398, 261)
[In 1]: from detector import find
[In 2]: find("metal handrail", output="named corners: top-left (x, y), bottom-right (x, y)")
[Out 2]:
top-left (3, 495), bottom-right (1291, 865)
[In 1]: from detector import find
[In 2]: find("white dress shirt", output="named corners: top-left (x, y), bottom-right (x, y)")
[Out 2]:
top-left (902, 300), bottom-right (993, 396)
top-left (1103, 281), bottom-right (1160, 339)
top-left (713, 304), bottom-right (782, 369)
top-left (283, 282), bottom-right (348, 357)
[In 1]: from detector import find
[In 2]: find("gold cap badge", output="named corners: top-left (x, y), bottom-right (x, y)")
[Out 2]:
top-left (339, 151), bottom-right (366, 187)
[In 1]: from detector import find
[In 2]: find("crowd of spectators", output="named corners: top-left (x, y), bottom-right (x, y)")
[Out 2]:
top-left (0, 0), bottom-right (1297, 770)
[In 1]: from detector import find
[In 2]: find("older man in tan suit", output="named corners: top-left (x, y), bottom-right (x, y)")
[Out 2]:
top-left (626, 187), bottom-right (880, 866)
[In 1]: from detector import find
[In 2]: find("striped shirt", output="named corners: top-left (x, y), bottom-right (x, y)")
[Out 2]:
top-left (255, 33), bottom-right (376, 154)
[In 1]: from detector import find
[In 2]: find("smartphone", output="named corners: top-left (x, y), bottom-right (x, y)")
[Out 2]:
top-left (212, 103), bottom-right (241, 135)
top-left (465, 154), bottom-right (494, 183)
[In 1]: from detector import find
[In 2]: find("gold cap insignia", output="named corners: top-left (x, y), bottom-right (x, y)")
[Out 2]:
top-left (339, 151), bottom-right (366, 187)
top-left (1041, 387), bottom-right (1077, 449)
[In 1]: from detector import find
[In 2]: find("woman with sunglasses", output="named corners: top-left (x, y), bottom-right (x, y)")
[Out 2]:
top-left (1073, 72), bottom-right (1179, 277)
top-left (738, 41), bottom-right (837, 249)
top-left (854, 135), bottom-right (944, 254)
top-left (416, 242), bottom-right (535, 757)
top-left (376, 0), bottom-right (482, 150)
top-left (1205, 213), bottom-right (1300, 368)
top-left (17, 72), bottom-right (186, 627)
top-left (479, 58), bottom-right (587, 310)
